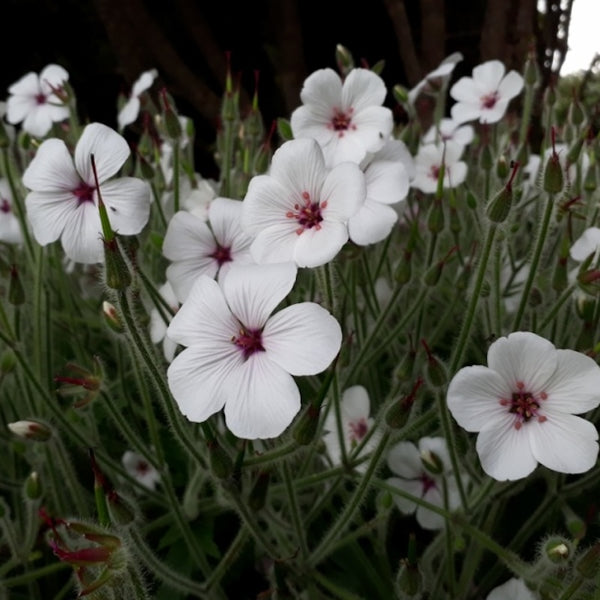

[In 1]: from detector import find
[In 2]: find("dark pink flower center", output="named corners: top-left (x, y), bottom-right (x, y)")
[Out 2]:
top-left (328, 107), bottom-right (356, 137)
top-left (348, 418), bottom-right (368, 443)
top-left (420, 473), bottom-right (437, 495)
top-left (73, 182), bottom-right (95, 205)
top-left (35, 93), bottom-right (47, 105)
top-left (136, 461), bottom-right (149, 475)
top-left (210, 244), bottom-right (232, 266)
top-left (481, 91), bottom-right (499, 110)
top-left (233, 327), bottom-right (265, 360)
top-left (429, 165), bottom-right (441, 181)
top-left (0, 198), bottom-right (11, 213)
top-left (499, 381), bottom-right (548, 430)
top-left (286, 191), bottom-right (327, 235)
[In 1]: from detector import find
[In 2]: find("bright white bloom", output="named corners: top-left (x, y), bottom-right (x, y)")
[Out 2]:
top-left (122, 450), bottom-right (161, 491)
top-left (242, 138), bottom-right (366, 268)
top-left (150, 281), bottom-right (179, 363)
top-left (163, 197), bottom-right (254, 303)
top-left (118, 68), bottom-right (158, 130)
top-left (22, 122), bottom-right (151, 264)
top-left (348, 141), bottom-right (411, 246)
top-left (407, 52), bottom-right (463, 105)
top-left (322, 386), bottom-right (380, 473)
top-left (161, 176), bottom-right (217, 222)
top-left (422, 118), bottom-right (474, 148)
top-left (386, 437), bottom-right (462, 530)
top-left (447, 331), bottom-right (600, 481)
top-left (166, 262), bottom-right (342, 439)
top-left (487, 578), bottom-right (538, 600)
top-left (412, 141), bottom-right (467, 194)
top-left (450, 59), bottom-right (524, 125)
top-left (6, 64), bottom-right (69, 138)
top-left (570, 227), bottom-right (600, 263)
top-left (0, 179), bottom-right (23, 244)
top-left (290, 67), bottom-right (393, 166)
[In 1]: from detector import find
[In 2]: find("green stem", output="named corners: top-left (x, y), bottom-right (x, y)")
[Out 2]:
top-left (282, 460), bottom-right (309, 559)
top-left (1, 561), bottom-right (70, 588)
top-left (205, 526), bottom-right (249, 591)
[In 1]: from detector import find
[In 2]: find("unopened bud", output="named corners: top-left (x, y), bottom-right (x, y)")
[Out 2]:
top-left (107, 492), bottom-right (137, 526)
top-left (335, 44), bottom-right (355, 76)
top-left (276, 117), bottom-right (293, 142)
top-left (393, 84), bottom-right (409, 105)
top-left (524, 52), bottom-right (540, 87)
top-left (103, 238), bottom-right (132, 290)
top-left (529, 287), bottom-right (543, 307)
top-left (496, 154), bottom-right (509, 179)
top-left (480, 144), bottom-right (494, 171)
top-left (466, 191), bottom-right (477, 210)
top-left (248, 470), bottom-right (270, 511)
top-left (24, 471), bottom-right (42, 500)
top-left (293, 403), bottom-right (320, 445)
top-left (552, 257), bottom-right (568, 293)
top-left (207, 440), bottom-right (233, 479)
top-left (0, 349), bottom-right (16, 374)
top-left (568, 97), bottom-right (586, 127)
top-left (420, 449), bottom-right (444, 474)
top-left (386, 379), bottom-right (423, 429)
top-left (421, 339), bottom-right (447, 388)
top-left (427, 199), bottom-right (444, 234)
top-left (544, 537), bottom-right (571, 564)
top-left (487, 160), bottom-right (519, 223)
top-left (102, 301), bottom-right (124, 333)
top-left (584, 162), bottom-right (597, 191)
top-left (567, 135), bottom-right (585, 165)
top-left (543, 128), bottom-right (564, 193)
top-left (0, 121), bottom-right (10, 148)
top-left (8, 420), bottom-right (52, 442)
top-left (395, 250), bottom-right (412, 285)
top-left (395, 534), bottom-right (421, 597)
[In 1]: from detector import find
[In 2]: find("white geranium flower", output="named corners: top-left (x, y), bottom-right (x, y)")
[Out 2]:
top-left (122, 450), bottom-right (161, 491)
top-left (447, 331), bottom-right (600, 481)
top-left (348, 141), bottom-right (411, 246)
top-left (161, 176), bottom-right (217, 222)
top-left (290, 67), bottom-right (393, 166)
top-left (166, 262), bottom-right (342, 439)
top-left (412, 141), bottom-right (467, 194)
top-left (163, 197), bottom-right (254, 303)
top-left (0, 179), bottom-right (23, 245)
top-left (242, 138), bottom-right (366, 268)
top-left (570, 227), bottom-right (600, 263)
top-left (450, 59), bottom-right (524, 125)
top-left (150, 281), bottom-right (179, 363)
top-left (487, 577), bottom-right (538, 600)
top-left (422, 118), bottom-right (474, 148)
top-left (6, 64), bottom-right (69, 138)
top-left (407, 52), bottom-right (463, 105)
top-left (22, 123), bottom-right (151, 264)
top-left (117, 68), bottom-right (158, 130)
top-left (386, 437), bottom-right (462, 530)
top-left (322, 386), bottom-right (380, 473)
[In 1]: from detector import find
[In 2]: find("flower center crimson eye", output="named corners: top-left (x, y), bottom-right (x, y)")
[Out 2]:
top-left (329, 107), bottom-right (356, 137)
top-left (136, 461), bottom-right (149, 475)
top-left (349, 418), bottom-right (368, 443)
top-left (481, 91), bottom-right (499, 109)
top-left (0, 198), bottom-right (11, 213)
top-left (210, 244), bottom-right (232, 266)
top-left (233, 327), bottom-right (265, 360)
top-left (35, 93), bottom-right (47, 105)
top-left (500, 381), bottom-right (548, 429)
top-left (73, 182), bottom-right (95, 205)
top-left (286, 191), bottom-right (327, 235)
top-left (420, 472), bottom-right (437, 494)
top-left (429, 165), bottom-right (441, 181)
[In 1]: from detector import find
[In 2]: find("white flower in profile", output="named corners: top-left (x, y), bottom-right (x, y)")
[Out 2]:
top-left (422, 118), bottom-right (474, 148)
top-left (163, 197), bottom-right (254, 303)
top-left (122, 450), bottom-right (161, 491)
top-left (412, 141), bottom-right (467, 194)
top-left (450, 59), bottom-right (524, 124)
top-left (117, 68), bottom-right (158, 131)
top-left (150, 281), bottom-right (180, 363)
top-left (22, 122), bottom-right (151, 264)
top-left (322, 386), bottom-right (380, 473)
top-left (348, 141), bottom-right (411, 246)
top-left (242, 138), bottom-right (366, 268)
top-left (6, 64), bottom-right (70, 138)
top-left (166, 262), bottom-right (342, 439)
top-left (447, 331), bottom-right (600, 481)
top-left (407, 52), bottom-right (463, 105)
top-left (290, 67), bottom-right (393, 166)
top-left (386, 436), bottom-right (462, 530)
top-left (0, 179), bottom-right (23, 245)
top-left (570, 227), bottom-right (600, 263)
top-left (486, 578), bottom-right (538, 600)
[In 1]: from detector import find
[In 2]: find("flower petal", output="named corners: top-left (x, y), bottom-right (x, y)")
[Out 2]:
top-left (23, 139), bottom-right (80, 192)
top-left (387, 441), bottom-right (422, 479)
top-left (118, 97), bottom-right (140, 130)
top-left (25, 191), bottom-right (78, 245)
top-left (298, 68), bottom-right (343, 112)
top-left (293, 220), bottom-right (349, 267)
top-left (472, 60), bottom-right (505, 90)
top-left (249, 223), bottom-right (299, 264)
top-left (570, 227), bottom-right (600, 262)
top-left (290, 105), bottom-right (336, 145)
top-left (349, 105), bottom-right (393, 152)
top-left (497, 70), bottom-right (524, 101)
top-left (530, 412), bottom-right (598, 474)
top-left (321, 162), bottom-right (366, 221)
top-left (224, 352), bottom-right (301, 439)
top-left (263, 302), bottom-right (341, 375)
top-left (100, 178), bottom-right (151, 235)
top-left (386, 476), bottom-right (421, 515)
top-left (340, 385), bottom-right (370, 420)
top-left (60, 201), bottom-right (105, 264)
top-left (417, 488), bottom-right (445, 530)
top-left (342, 68), bottom-right (387, 111)
top-left (348, 199), bottom-right (398, 246)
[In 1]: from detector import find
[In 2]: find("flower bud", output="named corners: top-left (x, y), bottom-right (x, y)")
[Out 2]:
top-left (543, 128), bottom-right (564, 194)
top-left (466, 191), bottom-right (477, 210)
top-left (566, 135), bottom-right (585, 165)
top-left (552, 257), bottom-right (568, 293)
top-left (420, 449), bottom-right (444, 474)
top-left (335, 44), bottom-right (355, 76)
top-left (480, 144), bottom-right (494, 171)
top-left (584, 162), bottom-right (597, 191)
top-left (393, 84), bottom-right (409, 105)
top-left (427, 198), bottom-right (444, 234)
top-left (524, 51), bottom-right (540, 86)
top-left (576, 543), bottom-right (600, 578)
top-left (395, 250), bottom-right (412, 285)
top-left (248, 470), bottom-right (270, 511)
top-left (102, 301), bottom-right (124, 333)
top-left (292, 403), bottom-right (320, 445)
top-left (421, 339), bottom-right (447, 388)
top-left (24, 471), bottom-right (42, 500)
top-left (496, 154), bottom-right (509, 179)
top-left (0, 349), bottom-right (16, 374)
top-left (386, 379), bottom-right (423, 429)
top-left (486, 160), bottom-right (519, 223)
top-left (107, 491), bottom-right (137, 527)
top-left (8, 420), bottom-right (52, 442)
top-left (103, 238), bottom-right (132, 290)
top-left (543, 537), bottom-right (571, 564)
top-left (568, 96), bottom-right (586, 127)
top-left (276, 117), bottom-right (293, 142)
top-left (207, 439), bottom-right (233, 479)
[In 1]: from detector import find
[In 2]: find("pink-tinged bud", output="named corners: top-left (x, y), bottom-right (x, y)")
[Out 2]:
top-left (421, 339), bottom-right (447, 388)
top-left (50, 539), bottom-right (113, 566)
top-left (8, 420), bottom-right (52, 442)
top-left (486, 160), bottom-right (519, 223)
top-left (543, 127), bottom-right (564, 193)
top-left (102, 301), bottom-right (124, 333)
top-left (293, 403), bottom-right (321, 445)
top-left (386, 378), bottom-right (423, 429)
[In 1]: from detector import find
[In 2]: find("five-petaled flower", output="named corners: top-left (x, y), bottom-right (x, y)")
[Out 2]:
top-left (166, 262), bottom-right (342, 439)
top-left (290, 67), bottom-right (393, 166)
top-left (450, 59), bottom-right (524, 125)
top-left (22, 122), bottom-right (151, 264)
top-left (242, 138), bottom-right (366, 268)
top-left (412, 141), bottom-right (467, 194)
top-left (447, 331), bottom-right (600, 481)
top-left (0, 178), bottom-right (23, 245)
top-left (117, 68), bottom-right (158, 131)
top-left (122, 450), bottom-right (161, 491)
top-left (6, 64), bottom-right (70, 138)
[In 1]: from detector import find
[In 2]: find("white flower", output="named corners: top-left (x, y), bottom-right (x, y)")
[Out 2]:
top-left (122, 450), bottom-right (161, 491)
top-left (447, 331), bottom-right (600, 481)
top-left (570, 227), bottom-right (600, 263)
top-left (117, 69), bottom-right (158, 130)
top-left (322, 386), bottom-right (380, 473)
top-left (386, 437), bottom-right (461, 530)
top-left (348, 141), bottom-right (411, 246)
top-left (166, 262), bottom-right (342, 439)
top-left (161, 176), bottom-right (217, 222)
top-left (0, 179), bottom-right (23, 245)
top-left (486, 578), bottom-right (538, 600)
top-left (242, 138), bottom-right (366, 268)
top-left (412, 141), bottom-right (467, 194)
top-left (422, 118), bottom-right (474, 148)
top-left (450, 59), bottom-right (524, 125)
top-left (163, 197), bottom-right (255, 303)
top-left (290, 67), bottom-right (393, 166)
top-left (407, 52), bottom-right (463, 105)
top-left (6, 64), bottom-right (70, 138)
top-left (150, 281), bottom-right (180, 363)
top-left (22, 122), bottom-right (151, 264)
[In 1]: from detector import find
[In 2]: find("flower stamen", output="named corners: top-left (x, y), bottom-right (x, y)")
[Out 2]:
top-left (232, 327), bottom-right (265, 360)
top-left (285, 190), bottom-right (325, 235)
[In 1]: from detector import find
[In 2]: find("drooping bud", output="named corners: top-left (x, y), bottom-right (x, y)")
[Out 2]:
top-left (54, 359), bottom-right (103, 408)
top-left (423, 246), bottom-right (458, 287)
top-left (24, 471), bottom-right (42, 500)
top-left (248, 470), bottom-right (270, 511)
top-left (486, 160), bottom-right (519, 223)
top-left (8, 420), bottom-right (52, 442)
top-left (421, 339), bottom-right (447, 388)
top-left (395, 249), bottom-right (412, 285)
top-left (335, 44), bottom-right (355, 76)
top-left (293, 403), bottom-right (321, 445)
top-left (102, 301), bottom-right (124, 333)
top-left (427, 198), bottom-right (445, 234)
top-left (386, 378), bottom-right (423, 429)
top-left (543, 127), bottom-right (564, 193)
